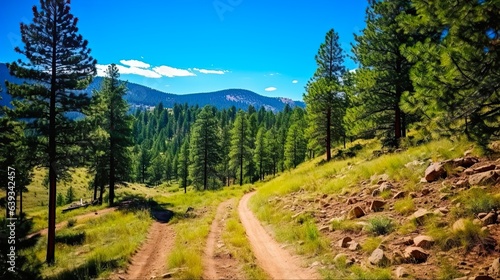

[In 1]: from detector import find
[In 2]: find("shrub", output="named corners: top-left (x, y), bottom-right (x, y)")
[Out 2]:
top-left (67, 218), bottom-right (77, 228)
top-left (366, 216), bottom-right (394, 236)
top-left (57, 192), bottom-right (65, 206)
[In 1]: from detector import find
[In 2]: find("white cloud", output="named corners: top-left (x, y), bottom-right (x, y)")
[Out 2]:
top-left (193, 68), bottom-right (228, 75)
top-left (96, 64), bottom-right (162, 78)
top-left (120, 59), bottom-right (150, 69)
top-left (265, 87), bottom-right (277, 92)
top-left (292, 80), bottom-right (298, 84)
top-left (349, 68), bottom-right (358, 73)
top-left (152, 66), bottom-right (196, 78)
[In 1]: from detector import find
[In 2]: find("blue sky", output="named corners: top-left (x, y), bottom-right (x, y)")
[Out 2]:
top-left (0, 0), bottom-right (367, 101)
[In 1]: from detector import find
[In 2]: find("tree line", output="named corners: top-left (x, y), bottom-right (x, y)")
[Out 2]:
top-left (1, 0), bottom-right (498, 267)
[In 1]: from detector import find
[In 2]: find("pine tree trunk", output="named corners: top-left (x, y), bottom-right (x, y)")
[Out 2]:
top-left (46, 6), bottom-right (58, 264)
top-left (20, 187), bottom-right (23, 219)
top-left (394, 105), bottom-right (401, 147)
top-left (401, 112), bottom-right (407, 138)
top-left (326, 108), bottom-right (332, 161)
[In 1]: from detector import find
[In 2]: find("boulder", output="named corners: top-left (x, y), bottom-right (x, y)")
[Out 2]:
top-left (424, 162), bottom-right (446, 182)
top-left (338, 237), bottom-right (352, 248)
top-left (404, 246), bottom-right (429, 263)
top-left (481, 212), bottom-right (498, 226)
top-left (455, 179), bottom-right (469, 189)
top-left (409, 208), bottom-right (433, 225)
top-left (369, 248), bottom-right (390, 267)
top-left (468, 171), bottom-right (499, 186)
top-left (348, 206), bottom-right (365, 219)
top-left (413, 235), bottom-right (434, 249)
top-left (370, 200), bottom-right (386, 212)
top-left (474, 164), bottom-right (497, 173)
top-left (348, 241), bottom-right (360, 251)
top-left (379, 182), bottom-right (393, 192)
top-left (393, 191), bottom-right (406, 199)
top-left (490, 258), bottom-right (500, 278)
top-left (453, 157), bottom-right (479, 168)
top-left (473, 276), bottom-right (494, 280)
top-left (464, 168), bottom-right (475, 175)
top-left (395, 266), bottom-right (409, 278)
top-left (346, 197), bottom-right (357, 205)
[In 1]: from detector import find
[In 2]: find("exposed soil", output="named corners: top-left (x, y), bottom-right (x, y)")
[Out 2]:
top-left (267, 156), bottom-right (500, 279)
top-left (238, 192), bottom-right (321, 279)
top-left (202, 199), bottom-right (244, 280)
top-left (112, 210), bottom-right (175, 280)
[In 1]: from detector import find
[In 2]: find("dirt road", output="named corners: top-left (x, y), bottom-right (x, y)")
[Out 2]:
top-left (113, 210), bottom-right (175, 280)
top-left (202, 199), bottom-right (243, 279)
top-left (238, 192), bottom-right (321, 280)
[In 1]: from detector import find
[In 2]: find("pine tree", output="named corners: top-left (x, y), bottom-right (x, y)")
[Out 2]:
top-left (349, 0), bottom-right (415, 147)
top-left (253, 127), bottom-right (269, 181)
top-left (87, 64), bottom-right (132, 205)
top-left (5, 0), bottom-right (96, 264)
top-left (178, 138), bottom-right (190, 193)
top-left (229, 110), bottom-right (252, 186)
top-left (284, 123), bottom-right (307, 169)
top-left (303, 28), bottom-right (346, 161)
top-left (219, 122), bottom-right (232, 186)
top-left (400, 0), bottom-right (500, 145)
top-left (189, 105), bottom-right (221, 190)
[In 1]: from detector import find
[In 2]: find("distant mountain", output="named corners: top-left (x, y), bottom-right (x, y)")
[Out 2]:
top-left (0, 63), bottom-right (305, 112)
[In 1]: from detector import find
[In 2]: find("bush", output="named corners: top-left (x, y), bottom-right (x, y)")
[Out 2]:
top-left (366, 216), bottom-right (394, 236)
top-left (67, 218), bottom-right (77, 228)
top-left (452, 188), bottom-right (500, 218)
top-left (57, 192), bottom-right (65, 206)
top-left (66, 186), bottom-right (75, 204)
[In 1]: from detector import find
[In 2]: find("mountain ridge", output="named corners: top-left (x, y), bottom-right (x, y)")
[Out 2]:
top-left (0, 63), bottom-right (304, 112)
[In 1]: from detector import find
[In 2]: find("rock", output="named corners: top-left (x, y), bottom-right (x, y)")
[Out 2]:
top-left (347, 197), bottom-right (357, 205)
top-left (393, 191), bottom-right (406, 199)
top-left (333, 253), bottom-right (354, 267)
top-left (392, 251), bottom-right (405, 265)
top-left (379, 182), bottom-right (393, 192)
top-left (424, 162), bottom-right (447, 182)
top-left (438, 207), bottom-right (449, 214)
top-left (455, 157), bottom-right (479, 168)
top-left (481, 212), bottom-right (498, 226)
top-left (409, 208), bottom-right (434, 225)
top-left (464, 168), bottom-right (475, 175)
top-left (370, 200), bottom-right (386, 212)
top-left (469, 171), bottom-right (499, 186)
top-left (348, 241), bottom-right (360, 251)
top-left (473, 218), bottom-right (483, 226)
top-left (409, 192), bottom-right (418, 198)
top-left (421, 188), bottom-right (431, 196)
top-left (372, 189), bottom-right (381, 197)
top-left (395, 266), bottom-right (409, 278)
top-left (490, 258), bottom-right (500, 278)
top-left (413, 235), bottom-right (434, 249)
top-left (474, 164), bottom-right (497, 173)
top-left (454, 166), bottom-right (466, 173)
top-left (404, 246), bottom-right (429, 263)
top-left (348, 206), bottom-right (365, 219)
top-left (369, 248), bottom-right (390, 267)
top-left (455, 179), bottom-right (470, 189)
top-left (338, 237), bottom-right (352, 248)
top-left (319, 225), bottom-right (330, 232)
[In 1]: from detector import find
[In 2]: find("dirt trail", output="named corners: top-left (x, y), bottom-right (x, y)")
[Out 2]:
top-left (113, 210), bottom-right (175, 280)
top-left (238, 192), bottom-right (320, 280)
top-left (202, 199), bottom-right (243, 280)
top-left (26, 207), bottom-right (117, 239)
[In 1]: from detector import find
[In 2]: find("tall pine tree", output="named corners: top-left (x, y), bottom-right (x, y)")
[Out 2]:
top-left (303, 29), bottom-right (346, 161)
top-left (189, 106), bottom-right (221, 190)
top-left (229, 110), bottom-right (252, 186)
top-left (6, 0), bottom-right (96, 264)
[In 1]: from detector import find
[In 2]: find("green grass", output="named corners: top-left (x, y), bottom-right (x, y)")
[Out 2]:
top-left (365, 216), bottom-right (395, 236)
top-left (394, 197), bottom-right (415, 215)
top-left (330, 218), bottom-right (364, 233)
top-left (451, 187), bottom-right (500, 218)
top-left (21, 209), bottom-right (152, 279)
top-left (361, 237), bottom-right (383, 253)
top-left (165, 185), bottom-right (252, 279)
